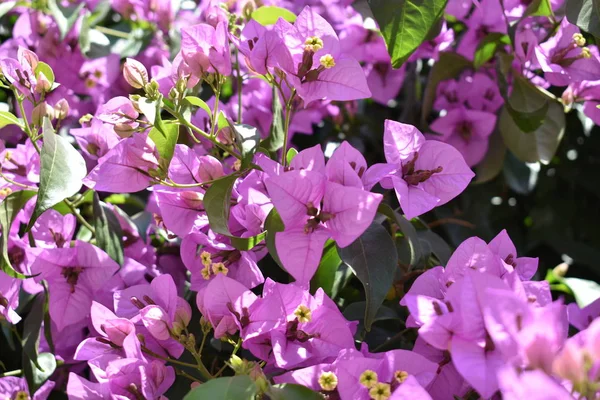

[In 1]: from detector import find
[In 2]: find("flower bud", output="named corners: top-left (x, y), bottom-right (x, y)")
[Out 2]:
top-left (123, 58), bottom-right (149, 89)
top-left (140, 305), bottom-right (171, 341)
top-left (35, 72), bottom-right (52, 94)
top-left (172, 298), bottom-right (192, 335)
top-left (553, 263), bottom-right (569, 278)
top-left (114, 123), bottom-right (136, 138)
top-left (54, 98), bottom-right (69, 120)
top-left (200, 316), bottom-right (213, 334)
top-left (32, 102), bottom-right (55, 126)
top-left (18, 47), bottom-right (38, 71)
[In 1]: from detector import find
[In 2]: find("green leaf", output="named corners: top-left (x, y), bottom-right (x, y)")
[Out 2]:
top-left (184, 376), bottom-right (257, 400)
top-left (474, 129), bottom-right (506, 184)
top-left (111, 27), bottom-right (154, 58)
top-left (230, 232), bottom-right (267, 251)
top-left (310, 240), bottom-right (341, 297)
top-left (343, 302), bottom-right (399, 324)
top-left (260, 86), bottom-right (285, 152)
top-left (523, 0), bottom-right (554, 17)
top-left (27, 119), bottom-right (86, 230)
top-left (563, 277), bottom-right (600, 308)
top-left (22, 294), bottom-right (45, 371)
top-left (378, 204), bottom-right (424, 270)
top-left (337, 222), bottom-right (398, 331)
top-left (1, 190), bottom-right (36, 278)
top-left (93, 192), bottom-right (124, 266)
top-left (567, 0), bottom-right (600, 38)
top-left (184, 96), bottom-right (212, 115)
top-left (504, 76), bottom-right (550, 133)
top-left (149, 104), bottom-right (179, 173)
top-left (203, 174), bottom-right (238, 236)
top-left (0, 1), bottom-right (16, 19)
top-left (34, 62), bottom-right (55, 88)
top-left (265, 207), bottom-right (286, 269)
top-left (47, 0), bottom-right (84, 40)
top-left (499, 98), bottom-right (565, 164)
top-left (0, 111), bottom-right (24, 130)
top-left (473, 33), bottom-right (511, 69)
top-left (252, 6), bottom-right (297, 25)
top-left (286, 148), bottom-right (298, 165)
top-left (417, 229), bottom-right (452, 265)
top-left (368, 0), bottom-right (449, 68)
top-left (230, 121), bottom-right (260, 170)
top-left (138, 97), bottom-right (157, 125)
top-left (421, 52), bottom-right (472, 125)
top-left (268, 384), bottom-right (324, 400)
top-left (22, 353), bottom-right (56, 396)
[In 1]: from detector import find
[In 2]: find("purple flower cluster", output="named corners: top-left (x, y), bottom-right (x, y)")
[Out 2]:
top-left (0, 0), bottom-right (598, 399)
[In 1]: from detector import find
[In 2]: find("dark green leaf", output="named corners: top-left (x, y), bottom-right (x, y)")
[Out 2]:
top-left (524, 0), bottom-right (554, 17)
top-left (261, 86), bottom-right (285, 152)
top-left (567, 0), bottom-right (600, 38)
top-left (337, 222), bottom-right (398, 330)
top-left (310, 240), bottom-right (342, 297)
top-left (343, 302), bottom-right (399, 323)
top-left (504, 76), bottom-right (550, 133)
top-left (93, 192), bottom-right (124, 266)
top-left (369, 0), bottom-right (449, 68)
top-left (417, 230), bottom-right (452, 265)
top-left (22, 353), bottom-right (56, 395)
top-left (230, 121), bottom-right (260, 170)
top-left (378, 204), bottom-right (424, 270)
top-left (149, 102), bottom-right (179, 173)
top-left (22, 294), bottom-right (45, 370)
top-left (203, 174), bottom-right (238, 236)
top-left (27, 119), bottom-right (86, 230)
top-left (474, 129), bottom-right (506, 184)
top-left (230, 231), bottom-right (267, 251)
top-left (47, 0), bottom-right (84, 39)
top-left (421, 52), bottom-right (472, 125)
top-left (503, 152), bottom-right (538, 194)
top-left (500, 100), bottom-right (565, 164)
top-left (252, 6), bottom-right (297, 25)
top-left (184, 376), bottom-right (257, 400)
top-left (41, 282), bottom-right (54, 354)
top-left (1, 190), bottom-right (36, 279)
top-left (265, 207), bottom-right (285, 269)
top-left (268, 384), bottom-right (323, 400)
top-left (0, 111), bottom-right (23, 130)
top-left (473, 34), bottom-right (510, 69)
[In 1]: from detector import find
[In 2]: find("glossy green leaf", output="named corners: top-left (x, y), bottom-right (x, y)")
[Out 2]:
top-left (268, 384), bottom-right (324, 400)
top-left (567, 0), bottom-right (600, 38)
top-left (337, 221), bottom-right (398, 331)
top-left (34, 62), bottom-right (55, 88)
top-left (500, 99), bottom-right (565, 164)
top-left (22, 294), bottom-right (45, 371)
top-left (286, 148), bottom-right (298, 165)
top-left (265, 207), bottom-right (286, 269)
top-left (203, 174), bottom-right (238, 236)
top-left (260, 86), bottom-right (285, 152)
top-left (230, 121), bottom-right (260, 170)
top-left (27, 119), bottom-right (86, 230)
top-left (343, 302), bottom-right (399, 323)
top-left (184, 96), bottom-right (212, 115)
top-left (0, 111), bottom-right (23, 130)
top-left (0, 190), bottom-right (36, 278)
top-left (421, 52), bottom-right (472, 125)
top-left (310, 240), bottom-right (342, 297)
top-left (230, 231), bottom-right (267, 251)
top-left (505, 76), bottom-right (550, 133)
top-left (252, 6), bottom-right (297, 25)
top-left (473, 33), bottom-right (510, 69)
top-left (369, 0), bottom-right (449, 68)
top-left (23, 353), bottom-right (56, 396)
top-left (378, 204), bottom-right (425, 270)
top-left (184, 376), bottom-right (257, 400)
top-left (524, 0), bottom-right (554, 17)
top-left (93, 192), bottom-right (124, 266)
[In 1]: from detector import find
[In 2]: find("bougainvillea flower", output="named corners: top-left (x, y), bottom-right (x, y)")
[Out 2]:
top-left (488, 230), bottom-right (538, 280)
top-left (429, 107), bottom-right (496, 167)
top-left (381, 120), bottom-right (474, 219)
top-left (180, 21), bottom-right (232, 77)
top-left (30, 241), bottom-right (119, 331)
top-left (0, 377), bottom-right (55, 400)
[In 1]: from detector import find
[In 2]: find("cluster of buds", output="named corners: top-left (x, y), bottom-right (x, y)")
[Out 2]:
top-left (31, 99), bottom-right (69, 126)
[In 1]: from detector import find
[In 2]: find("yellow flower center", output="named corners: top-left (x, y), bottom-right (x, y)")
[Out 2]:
top-left (359, 370), bottom-right (378, 388)
top-left (369, 383), bottom-right (391, 400)
top-left (394, 370), bottom-right (409, 383)
top-left (200, 251), bottom-right (212, 267)
top-left (581, 47), bottom-right (592, 59)
top-left (304, 36), bottom-right (324, 52)
top-left (573, 33), bottom-right (586, 47)
top-left (293, 305), bottom-right (312, 323)
top-left (318, 371), bottom-right (338, 391)
top-left (212, 262), bottom-right (229, 276)
top-left (201, 265), bottom-right (212, 280)
top-left (319, 54), bottom-right (336, 69)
